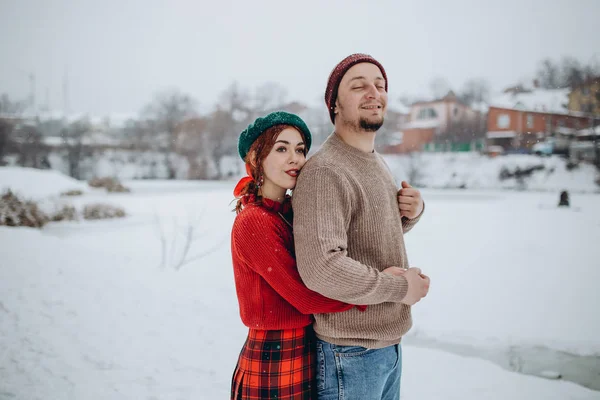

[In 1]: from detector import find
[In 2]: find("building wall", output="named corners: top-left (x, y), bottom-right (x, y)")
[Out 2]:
top-left (409, 102), bottom-right (449, 131)
top-left (487, 107), bottom-right (591, 134)
top-left (382, 128), bottom-right (435, 153)
top-left (409, 100), bottom-right (479, 133)
top-left (568, 78), bottom-right (600, 115)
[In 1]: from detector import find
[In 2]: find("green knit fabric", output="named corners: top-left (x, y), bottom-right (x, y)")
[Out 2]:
top-left (238, 111), bottom-right (312, 161)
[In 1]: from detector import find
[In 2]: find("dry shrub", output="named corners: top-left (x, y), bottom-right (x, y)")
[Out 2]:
top-left (60, 189), bottom-right (84, 197)
top-left (50, 204), bottom-right (79, 222)
top-left (0, 190), bottom-right (49, 228)
top-left (88, 177), bottom-right (131, 193)
top-left (83, 203), bottom-right (126, 220)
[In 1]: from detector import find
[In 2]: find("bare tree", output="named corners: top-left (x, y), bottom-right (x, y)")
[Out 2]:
top-left (13, 124), bottom-right (49, 169)
top-left (459, 78), bottom-right (491, 106)
top-left (253, 82), bottom-right (288, 113)
top-left (0, 94), bottom-right (26, 164)
top-left (535, 56), bottom-right (600, 89)
top-left (0, 119), bottom-right (13, 165)
top-left (176, 117), bottom-right (211, 179)
top-left (204, 82), bottom-right (261, 178)
top-left (122, 119), bottom-right (153, 150)
top-left (62, 119), bottom-right (91, 179)
top-left (404, 152), bottom-right (425, 187)
top-left (219, 82), bottom-right (252, 118)
top-left (560, 56), bottom-right (585, 88)
top-left (443, 116), bottom-right (486, 145)
top-left (142, 90), bottom-right (197, 179)
top-left (154, 211), bottom-right (227, 270)
top-left (302, 106), bottom-right (331, 147)
top-left (536, 59), bottom-right (561, 89)
top-left (206, 108), bottom-right (238, 178)
top-left (429, 77), bottom-right (452, 99)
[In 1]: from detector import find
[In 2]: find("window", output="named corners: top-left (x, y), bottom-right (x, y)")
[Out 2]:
top-left (582, 87), bottom-right (590, 96)
top-left (497, 114), bottom-right (511, 129)
top-left (453, 107), bottom-right (458, 116)
top-left (526, 114), bottom-right (534, 129)
top-left (417, 108), bottom-right (438, 120)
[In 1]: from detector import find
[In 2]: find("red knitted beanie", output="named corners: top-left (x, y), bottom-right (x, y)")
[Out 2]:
top-left (324, 53), bottom-right (388, 123)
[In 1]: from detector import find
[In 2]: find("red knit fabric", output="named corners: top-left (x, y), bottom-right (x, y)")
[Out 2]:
top-left (324, 53), bottom-right (388, 123)
top-left (231, 195), bottom-right (364, 330)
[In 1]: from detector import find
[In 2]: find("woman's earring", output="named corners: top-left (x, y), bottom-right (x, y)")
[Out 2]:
top-left (257, 175), bottom-right (264, 188)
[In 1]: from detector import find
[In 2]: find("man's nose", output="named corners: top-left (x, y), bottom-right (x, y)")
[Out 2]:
top-left (365, 83), bottom-right (380, 99)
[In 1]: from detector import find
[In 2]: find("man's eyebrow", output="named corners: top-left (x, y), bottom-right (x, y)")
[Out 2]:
top-left (348, 76), bottom-right (385, 84)
top-left (348, 76), bottom-right (367, 83)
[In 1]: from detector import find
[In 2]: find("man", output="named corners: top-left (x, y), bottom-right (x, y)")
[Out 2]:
top-left (292, 53), bottom-right (430, 399)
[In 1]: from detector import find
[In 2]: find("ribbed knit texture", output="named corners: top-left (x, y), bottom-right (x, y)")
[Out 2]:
top-left (231, 195), bottom-right (359, 331)
top-left (292, 133), bottom-right (422, 349)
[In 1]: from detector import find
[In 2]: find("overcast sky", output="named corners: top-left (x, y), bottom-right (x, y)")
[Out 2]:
top-left (1, 0), bottom-right (599, 116)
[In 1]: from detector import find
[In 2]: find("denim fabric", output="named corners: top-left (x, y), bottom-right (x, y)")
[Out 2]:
top-left (316, 338), bottom-right (402, 400)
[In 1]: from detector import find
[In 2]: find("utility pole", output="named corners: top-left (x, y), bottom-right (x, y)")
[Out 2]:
top-left (62, 66), bottom-right (70, 116)
top-left (29, 73), bottom-right (36, 113)
top-left (593, 114), bottom-right (599, 170)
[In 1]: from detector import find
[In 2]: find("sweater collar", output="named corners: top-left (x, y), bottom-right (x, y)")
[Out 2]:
top-left (241, 194), bottom-right (292, 214)
top-left (326, 132), bottom-right (380, 161)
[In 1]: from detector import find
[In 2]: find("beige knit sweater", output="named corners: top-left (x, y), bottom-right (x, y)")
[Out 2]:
top-left (292, 132), bottom-right (423, 349)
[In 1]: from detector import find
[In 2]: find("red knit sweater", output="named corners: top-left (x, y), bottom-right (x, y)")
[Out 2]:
top-left (231, 195), bottom-right (363, 330)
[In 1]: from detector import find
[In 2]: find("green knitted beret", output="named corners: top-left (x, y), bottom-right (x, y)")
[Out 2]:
top-left (237, 111), bottom-right (312, 161)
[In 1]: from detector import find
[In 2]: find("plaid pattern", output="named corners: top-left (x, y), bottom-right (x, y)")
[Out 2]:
top-left (231, 326), bottom-right (316, 399)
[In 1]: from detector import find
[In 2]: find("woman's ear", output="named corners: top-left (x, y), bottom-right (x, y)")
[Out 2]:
top-left (248, 150), bottom-right (257, 168)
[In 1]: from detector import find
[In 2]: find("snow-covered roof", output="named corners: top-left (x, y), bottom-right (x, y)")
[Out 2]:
top-left (575, 125), bottom-right (600, 137)
top-left (388, 99), bottom-right (410, 115)
top-left (42, 132), bottom-right (122, 147)
top-left (486, 130), bottom-right (517, 138)
top-left (489, 88), bottom-right (570, 114)
top-left (19, 110), bottom-right (138, 128)
top-left (471, 101), bottom-right (489, 113)
top-left (555, 127), bottom-right (576, 135)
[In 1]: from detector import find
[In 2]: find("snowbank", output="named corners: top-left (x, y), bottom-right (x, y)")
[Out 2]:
top-left (383, 153), bottom-right (599, 193)
top-left (0, 167), bottom-right (89, 199)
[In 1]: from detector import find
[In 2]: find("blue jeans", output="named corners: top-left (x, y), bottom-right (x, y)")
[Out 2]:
top-left (316, 339), bottom-right (402, 400)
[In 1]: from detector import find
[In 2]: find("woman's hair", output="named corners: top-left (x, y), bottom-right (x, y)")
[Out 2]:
top-left (234, 124), bottom-right (306, 213)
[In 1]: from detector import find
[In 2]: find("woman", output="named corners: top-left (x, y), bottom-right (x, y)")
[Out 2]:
top-left (230, 111), bottom-right (365, 399)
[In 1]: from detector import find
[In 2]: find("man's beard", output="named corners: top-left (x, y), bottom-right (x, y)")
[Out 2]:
top-left (338, 100), bottom-right (385, 132)
top-left (359, 116), bottom-right (384, 132)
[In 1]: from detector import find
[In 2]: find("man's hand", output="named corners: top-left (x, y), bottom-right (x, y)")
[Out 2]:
top-left (382, 266), bottom-right (408, 276)
top-left (397, 181), bottom-right (423, 219)
top-left (383, 266), bottom-right (430, 305)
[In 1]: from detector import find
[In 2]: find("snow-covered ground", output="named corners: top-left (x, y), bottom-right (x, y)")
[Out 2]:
top-left (7, 150), bottom-right (599, 192)
top-left (0, 167), bottom-right (89, 199)
top-left (1, 168), bottom-right (600, 399)
top-left (383, 152), bottom-right (600, 193)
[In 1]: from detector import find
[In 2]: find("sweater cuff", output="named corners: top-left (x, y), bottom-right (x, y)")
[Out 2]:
top-left (382, 273), bottom-right (409, 303)
top-left (401, 201), bottom-right (424, 232)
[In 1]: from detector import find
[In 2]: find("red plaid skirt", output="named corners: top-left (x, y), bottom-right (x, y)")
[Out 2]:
top-left (231, 326), bottom-right (316, 399)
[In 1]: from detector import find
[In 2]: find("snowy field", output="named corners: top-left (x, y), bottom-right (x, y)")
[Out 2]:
top-left (1, 169), bottom-right (600, 399)
top-left (383, 152), bottom-right (600, 193)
